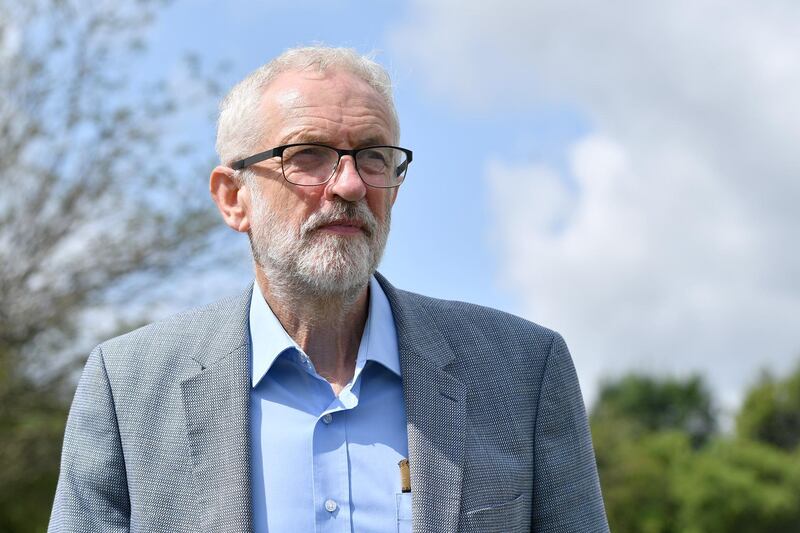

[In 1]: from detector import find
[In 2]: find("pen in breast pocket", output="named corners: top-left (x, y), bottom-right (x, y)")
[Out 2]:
top-left (398, 458), bottom-right (411, 493)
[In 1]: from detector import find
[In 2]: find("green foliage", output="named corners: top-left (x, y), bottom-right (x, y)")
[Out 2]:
top-left (593, 424), bottom-right (688, 533)
top-left (675, 440), bottom-right (800, 533)
top-left (592, 371), bottom-right (800, 533)
top-left (593, 374), bottom-right (716, 446)
top-left (736, 364), bottom-right (800, 451)
top-left (0, 352), bottom-right (67, 532)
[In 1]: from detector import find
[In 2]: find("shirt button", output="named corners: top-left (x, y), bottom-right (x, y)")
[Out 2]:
top-left (324, 499), bottom-right (337, 512)
top-left (322, 413), bottom-right (333, 424)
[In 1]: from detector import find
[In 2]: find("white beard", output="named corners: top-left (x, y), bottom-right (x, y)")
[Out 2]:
top-left (248, 193), bottom-right (390, 302)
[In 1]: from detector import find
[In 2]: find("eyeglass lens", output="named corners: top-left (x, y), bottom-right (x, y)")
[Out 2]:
top-left (281, 145), bottom-right (408, 187)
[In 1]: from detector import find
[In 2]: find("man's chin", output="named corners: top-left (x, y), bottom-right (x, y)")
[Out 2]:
top-left (307, 227), bottom-right (370, 244)
top-left (284, 242), bottom-right (371, 292)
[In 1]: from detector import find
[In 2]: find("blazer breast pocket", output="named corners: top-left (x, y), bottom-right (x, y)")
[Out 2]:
top-left (460, 493), bottom-right (527, 533)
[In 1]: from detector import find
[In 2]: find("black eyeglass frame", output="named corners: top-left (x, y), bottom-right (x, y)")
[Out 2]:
top-left (229, 143), bottom-right (413, 188)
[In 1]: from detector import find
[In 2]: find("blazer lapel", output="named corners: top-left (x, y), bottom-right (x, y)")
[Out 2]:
top-left (180, 286), bottom-right (254, 532)
top-left (377, 273), bottom-right (467, 533)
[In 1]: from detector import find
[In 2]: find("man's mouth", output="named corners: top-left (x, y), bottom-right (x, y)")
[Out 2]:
top-left (316, 218), bottom-right (367, 236)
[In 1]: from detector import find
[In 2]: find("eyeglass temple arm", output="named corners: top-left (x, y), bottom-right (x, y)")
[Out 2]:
top-left (395, 149), bottom-right (413, 176)
top-left (230, 147), bottom-right (282, 170)
top-left (395, 159), bottom-right (409, 177)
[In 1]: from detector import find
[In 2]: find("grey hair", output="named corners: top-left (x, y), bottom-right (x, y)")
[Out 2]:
top-left (215, 46), bottom-right (399, 168)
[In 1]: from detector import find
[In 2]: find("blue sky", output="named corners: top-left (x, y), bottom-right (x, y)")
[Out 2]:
top-left (142, 0), bottom-right (588, 308)
top-left (133, 0), bottom-right (800, 409)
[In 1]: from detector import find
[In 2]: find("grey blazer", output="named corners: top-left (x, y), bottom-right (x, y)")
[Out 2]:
top-left (50, 273), bottom-right (608, 533)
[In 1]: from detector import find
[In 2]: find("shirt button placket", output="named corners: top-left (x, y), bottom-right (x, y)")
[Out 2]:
top-left (314, 409), bottom-right (350, 532)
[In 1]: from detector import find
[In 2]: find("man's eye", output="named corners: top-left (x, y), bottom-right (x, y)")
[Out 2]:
top-left (362, 149), bottom-right (387, 163)
top-left (358, 149), bottom-right (390, 173)
top-left (296, 146), bottom-right (327, 158)
top-left (286, 146), bottom-right (333, 167)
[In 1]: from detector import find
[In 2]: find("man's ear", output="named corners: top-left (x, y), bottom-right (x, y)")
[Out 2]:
top-left (209, 165), bottom-right (251, 233)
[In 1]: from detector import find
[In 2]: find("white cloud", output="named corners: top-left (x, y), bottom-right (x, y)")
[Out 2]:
top-left (392, 0), bottom-right (800, 408)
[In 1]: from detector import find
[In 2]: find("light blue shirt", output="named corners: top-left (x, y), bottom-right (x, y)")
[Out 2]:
top-left (249, 276), bottom-right (410, 533)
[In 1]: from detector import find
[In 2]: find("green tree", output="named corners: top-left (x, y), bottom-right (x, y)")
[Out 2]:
top-left (675, 439), bottom-right (800, 533)
top-left (0, 346), bottom-right (69, 532)
top-left (590, 374), bottom-right (717, 533)
top-left (592, 424), bottom-right (689, 533)
top-left (737, 363), bottom-right (800, 451)
top-left (592, 374), bottom-right (716, 446)
top-left (0, 1), bottom-right (223, 530)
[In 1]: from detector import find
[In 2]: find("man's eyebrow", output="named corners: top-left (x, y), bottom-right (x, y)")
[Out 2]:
top-left (278, 131), bottom-right (328, 145)
top-left (358, 136), bottom-right (390, 146)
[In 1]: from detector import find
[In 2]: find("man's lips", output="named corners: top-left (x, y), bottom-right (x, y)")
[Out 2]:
top-left (316, 219), bottom-right (367, 235)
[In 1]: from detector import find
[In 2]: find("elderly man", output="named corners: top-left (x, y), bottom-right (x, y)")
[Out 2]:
top-left (50, 47), bottom-right (608, 533)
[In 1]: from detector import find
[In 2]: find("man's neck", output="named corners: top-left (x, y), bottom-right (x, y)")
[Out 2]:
top-left (254, 269), bottom-right (370, 395)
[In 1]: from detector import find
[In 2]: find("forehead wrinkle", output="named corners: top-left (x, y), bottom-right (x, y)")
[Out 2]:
top-left (275, 110), bottom-right (392, 146)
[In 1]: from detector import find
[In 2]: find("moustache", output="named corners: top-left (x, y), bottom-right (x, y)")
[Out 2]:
top-left (300, 200), bottom-right (378, 239)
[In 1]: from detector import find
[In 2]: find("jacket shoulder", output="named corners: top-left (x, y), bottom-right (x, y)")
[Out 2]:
top-left (390, 284), bottom-right (561, 350)
top-left (97, 286), bottom-right (252, 374)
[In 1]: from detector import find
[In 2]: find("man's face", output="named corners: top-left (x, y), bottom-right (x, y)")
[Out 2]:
top-left (243, 69), bottom-right (398, 298)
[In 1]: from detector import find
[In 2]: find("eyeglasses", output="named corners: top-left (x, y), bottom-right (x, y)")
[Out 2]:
top-left (230, 143), bottom-right (413, 188)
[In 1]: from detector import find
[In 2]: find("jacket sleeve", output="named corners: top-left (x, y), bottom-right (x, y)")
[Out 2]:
top-left (531, 333), bottom-right (609, 532)
top-left (49, 345), bottom-right (130, 532)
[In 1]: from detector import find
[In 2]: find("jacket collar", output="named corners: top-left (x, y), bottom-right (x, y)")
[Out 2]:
top-left (376, 272), bottom-right (467, 533)
top-left (180, 285), bottom-right (254, 532)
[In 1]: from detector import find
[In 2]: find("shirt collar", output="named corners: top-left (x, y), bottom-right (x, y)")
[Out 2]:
top-left (249, 275), bottom-right (400, 388)
top-left (360, 275), bottom-right (401, 377)
top-left (249, 281), bottom-right (298, 388)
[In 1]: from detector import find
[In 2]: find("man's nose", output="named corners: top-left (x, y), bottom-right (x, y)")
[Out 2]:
top-left (324, 155), bottom-right (367, 202)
